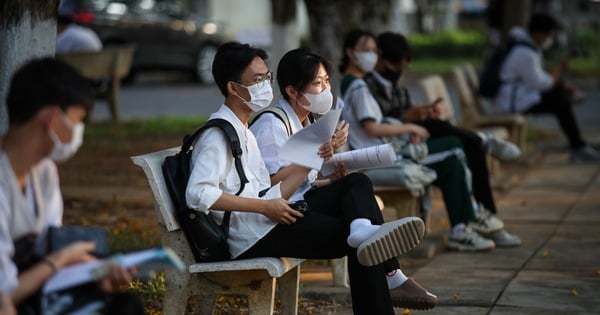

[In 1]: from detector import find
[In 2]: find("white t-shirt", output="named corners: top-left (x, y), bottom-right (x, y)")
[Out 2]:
top-left (249, 97), bottom-right (318, 202)
top-left (0, 154), bottom-right (63, 293)
top-left (341, 76), bottom-right (386, 150)
top-left (56, 24), bottom-right (103, 54)
top-left (185, 105), bottom-right (281, 258)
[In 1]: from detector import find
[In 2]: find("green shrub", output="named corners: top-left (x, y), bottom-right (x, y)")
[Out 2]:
top-left (408, 30), bottom-right (487, 58)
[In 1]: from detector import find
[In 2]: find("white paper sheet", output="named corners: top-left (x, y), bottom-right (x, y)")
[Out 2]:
top-left (279, 109), bottom-right (341, 170)
top-left (320, 143), bottom-right (398, 176)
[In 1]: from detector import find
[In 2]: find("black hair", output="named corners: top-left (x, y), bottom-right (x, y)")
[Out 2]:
top-left (212, 42), bottom-right (268, 97)
top-left (277, 48), bottom-right (331, 101)
top-left (6, 57), bottom-right (94, 125)
top-left (528, 13), bottom-right (562, 33)
top-left (377, 32), bottom-right (411, 63)
top-left (338, 29), bottom-right (376, 73)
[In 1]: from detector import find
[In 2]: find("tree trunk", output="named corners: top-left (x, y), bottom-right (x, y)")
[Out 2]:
top-left (501, 0), bottom-right (532, 41)
top-left (304, 0), bottom-right (392, 90)
top-left (0, 0), bottom-right (58, 135)
top-left (270, 0), bottom-right (299, 82)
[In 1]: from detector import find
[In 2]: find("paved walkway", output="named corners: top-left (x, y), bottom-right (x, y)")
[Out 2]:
top-left (300, 147), bottom-right (600, 314)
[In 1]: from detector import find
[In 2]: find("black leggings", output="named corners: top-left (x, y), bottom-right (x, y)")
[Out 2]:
top-left (418, 119), bottom-right (498, 213)
top-left (526, 82), bottom-right (585, 150)
top-left (238, 173), bottom-right (398, 315)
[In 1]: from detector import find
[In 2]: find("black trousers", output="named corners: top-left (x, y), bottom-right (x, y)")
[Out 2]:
top-left (525, 82), bottom-right (586, 150)
top-left (417, 119), bottom-right (498, 213)
top-left (238, 173), bottom-right (398, 315)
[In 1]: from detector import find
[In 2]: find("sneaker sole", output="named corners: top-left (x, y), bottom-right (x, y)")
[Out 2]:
top-left (357, 217), bottom-right (424, 266)
top-left (391, 297), bottom-right (438, 310)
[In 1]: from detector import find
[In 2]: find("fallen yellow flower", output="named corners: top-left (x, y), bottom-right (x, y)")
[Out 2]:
top-left (571, 289), bottom-right (579, 296)
top-left (542, 250), bottom-right (549, 258)
top-left (453, 293), bottom-right (460, 300)
top-left (402, 309), bottom-right (411, 315)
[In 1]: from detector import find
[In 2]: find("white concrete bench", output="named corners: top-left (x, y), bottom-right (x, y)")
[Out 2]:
top-left (450, 65), bottom-right (527, 152)
top-left (131, 148), bottom-right (303, 315)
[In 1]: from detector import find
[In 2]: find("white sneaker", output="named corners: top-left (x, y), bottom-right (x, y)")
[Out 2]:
top-left (469, 209), bottom-right (504, 234)
top-left (357, 217), bottom-right (425, 266)
top-left (486, 136), bottom-right (521, 161)
top-left (487, 230), bottom-right (521, 247)
top-left (570, 145), bottom-right (600, 163)
top-left (447, 227), bottom-right (495, 251)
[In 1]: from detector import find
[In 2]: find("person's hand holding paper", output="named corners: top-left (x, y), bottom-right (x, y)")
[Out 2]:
top-left (279, 109), bottom-right (342, 170)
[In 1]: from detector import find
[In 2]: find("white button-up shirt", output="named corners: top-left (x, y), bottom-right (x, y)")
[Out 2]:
top-left (185, 105), bottom-right (280, 258)
top-left (250, 98), bottom-right (318, 202)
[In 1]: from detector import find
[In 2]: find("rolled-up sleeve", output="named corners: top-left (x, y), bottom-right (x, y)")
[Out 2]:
top-left (0, 190), bottom-right (18, 293)
top-left (185, 128), bottom-right (231, 213)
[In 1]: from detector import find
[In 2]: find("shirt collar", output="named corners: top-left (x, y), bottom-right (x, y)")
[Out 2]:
top-left (370, 70), bottom-right (393, 99)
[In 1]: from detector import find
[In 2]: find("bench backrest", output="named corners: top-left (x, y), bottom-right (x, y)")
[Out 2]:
top-left (56, 44), bottom-right (135, 81)
top-left (417, 75), bottom-right (455, 123)
top-left (131, 148), bottom-right (181, 232)
top-left (450, 66), bottom-right (481, 128)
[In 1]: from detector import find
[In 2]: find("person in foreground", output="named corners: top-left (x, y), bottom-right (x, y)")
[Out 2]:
top-left (0, 58), bottom-right (144, 315)
top-left (185, 42), bottom-right (430, 314)
top-left (250, 48), bottom-right (437, 310)
top-left (340, 29), bottom-right (502, 252)
top-left (364, 31), bottom-right (521, 247)
top-left (494, 13), bottom-right (600, 162)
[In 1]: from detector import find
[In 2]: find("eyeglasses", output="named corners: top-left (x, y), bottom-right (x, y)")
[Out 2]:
top-left (236, 71), bottom-right (273, 89)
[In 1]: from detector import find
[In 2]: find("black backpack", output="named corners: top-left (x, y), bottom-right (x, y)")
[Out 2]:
top-left (478, 40), bottom-right (537, 99)
top-left (162, 118), bottom-right (248, 262)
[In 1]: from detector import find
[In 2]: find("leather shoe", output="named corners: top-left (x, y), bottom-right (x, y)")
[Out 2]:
top-left (389, 278), bottom-right (438, 310)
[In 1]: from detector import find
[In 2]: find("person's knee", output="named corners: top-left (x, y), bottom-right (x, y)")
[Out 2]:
top-left (342, 172), bottom-right (374, 191)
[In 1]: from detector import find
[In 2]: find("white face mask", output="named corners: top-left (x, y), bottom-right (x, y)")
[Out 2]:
top-left (302, 88), bottom-right (333, 114)
top-left (235, 80), bottom-right (274, 112)
top-left (354, 51), bottom-right (378, 73)
top-left (48, 114), bottom-right (84, 163)
top-left (542, 37), bottom-right (554, 50)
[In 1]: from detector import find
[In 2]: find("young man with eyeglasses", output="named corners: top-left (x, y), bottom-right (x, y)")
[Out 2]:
top-left (185, 41), bottom-right (428, 315)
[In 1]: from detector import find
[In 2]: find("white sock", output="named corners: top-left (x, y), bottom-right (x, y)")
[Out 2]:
top-left (477, 131), bottom-right (489, 144)
top-left (451, 223), bottom-right (466, 236)
top-left (386, 269), bottom-right (408, 289)
top-left (347, 218), bottom-right (379, 248)
top-left (472, 199), bottom-right (481, 213)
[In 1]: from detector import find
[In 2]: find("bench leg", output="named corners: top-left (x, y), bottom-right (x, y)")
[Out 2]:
top-left (331, 257), bottom-right (349, 287)
top-left (108, 79), bottom-right (121, 122)
top-left (247, 278), bottom-right (276, 315)
top-left (277, 265), bottom-right (300, 315)
top-left (163, 269), bottom-right (193, 315)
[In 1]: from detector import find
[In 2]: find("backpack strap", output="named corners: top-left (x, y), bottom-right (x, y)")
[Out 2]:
top-left (184, 118), bottom-right (250, 236)
top-left (250, 107), bottom-right (292, 136)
